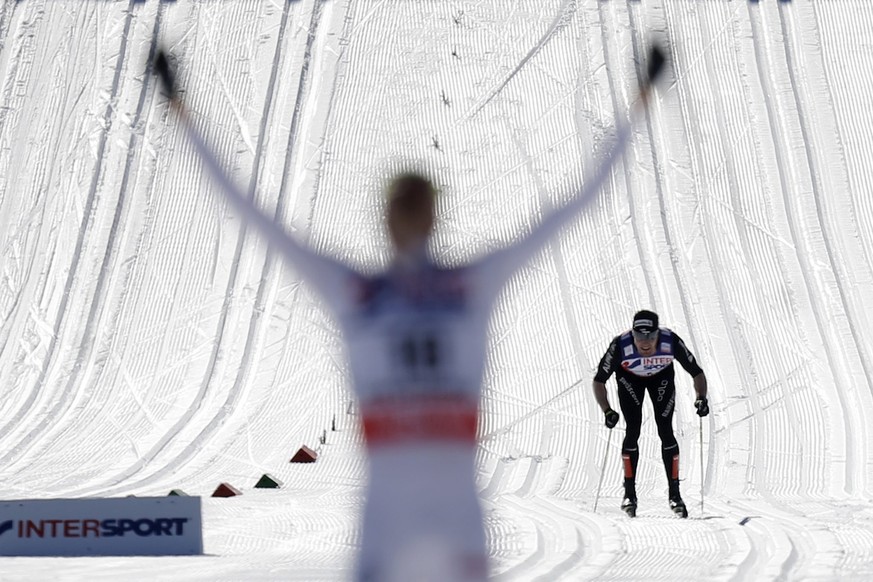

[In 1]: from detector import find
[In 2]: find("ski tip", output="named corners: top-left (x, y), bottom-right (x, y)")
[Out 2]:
top-left (153, 49), bottom-right (177, 99)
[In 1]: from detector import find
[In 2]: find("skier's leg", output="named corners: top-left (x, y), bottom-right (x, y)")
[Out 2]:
top-left (617, 377), bottom-right (645, 503)
top-left (650, 377), bottom-right (686, 516)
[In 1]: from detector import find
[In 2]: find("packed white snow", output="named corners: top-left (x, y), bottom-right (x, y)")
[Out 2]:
top-left (0, 0), bottom-right (872, 579)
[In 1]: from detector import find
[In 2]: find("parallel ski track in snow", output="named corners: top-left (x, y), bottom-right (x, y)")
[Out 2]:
top-left (809, 3), bottom-right (873, 288)
top-left (0, 0), bottom-right (170, 490)
top-left (747, 0), bottom-right (860, 502)
top-left (3, 1), bottom-right (225, 495)
top-left (496, 0), bottom-right (606, 515)
top-left (665, 1), bottom-right (843, 576)
top-left (746, 0), bottom-right (833, 498)
top-left (0, 4), bottom-right (143, 476)
top-left (696, 0), bottom-right (811, 504)
top-left (71, 0), bottom-right (334, 497)
top-left (775, 1), bottom-right (873, 487)
top-left (810, 0), bottom-right (873, 493)
top-left (810, 3), bottom-right (873, 324)
top-left (0, 2), bottom-right (47, 417)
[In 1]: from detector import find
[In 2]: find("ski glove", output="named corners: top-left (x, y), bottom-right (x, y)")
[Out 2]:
top-left (695, 397), bottom-right (710, 417)
top-left (604, 409), bottom-right (620, 429)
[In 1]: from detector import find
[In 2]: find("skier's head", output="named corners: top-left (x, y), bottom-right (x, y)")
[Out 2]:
top-left (632, 310), bottom-right (659, 355)
top-left (386, 171), bottom-right (436, 257)
top-left (632, 310), bottom-right (659, 341)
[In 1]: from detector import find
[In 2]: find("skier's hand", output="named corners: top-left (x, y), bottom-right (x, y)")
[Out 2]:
top-left (638, 43), bottom-right (668, 108)
top-left (604, 408), bottom-right (620, 429)
top-left (647, 44), bottom-right (666, 85)
top-left (694, 397), bottom-right (710, 417)
top-left (154, 50), bottom-right (185, 114)
top-left (154, 51), bottom-right (177, 100)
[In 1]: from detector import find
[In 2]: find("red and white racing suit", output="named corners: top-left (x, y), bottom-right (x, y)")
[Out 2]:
top-left (182, 114), bottom-right (632, 581)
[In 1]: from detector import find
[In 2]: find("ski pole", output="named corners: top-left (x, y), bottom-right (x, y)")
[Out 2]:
top-left (593, 428), bottom-right (613, 513)
top-left (699, 416), bottom-right (705, 514)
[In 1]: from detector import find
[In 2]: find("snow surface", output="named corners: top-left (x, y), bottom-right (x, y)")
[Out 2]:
top-left (1, 0), bottom-right (873, 580)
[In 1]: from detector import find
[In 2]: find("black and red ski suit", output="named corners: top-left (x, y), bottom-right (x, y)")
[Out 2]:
top-left (594, 328), bottom-right (704, 500)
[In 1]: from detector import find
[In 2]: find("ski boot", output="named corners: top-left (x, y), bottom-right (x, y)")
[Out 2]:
top-left (621, 497), bottom-right (637, 518)
top-left (669, 494), bottom-right (688, 518)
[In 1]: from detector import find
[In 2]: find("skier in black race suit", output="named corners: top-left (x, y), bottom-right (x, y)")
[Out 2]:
top-left (592, 310), bottom-right (709, 517)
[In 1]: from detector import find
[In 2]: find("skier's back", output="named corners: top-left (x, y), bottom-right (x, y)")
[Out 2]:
top-left (156, 44), bottom-right (665, 582)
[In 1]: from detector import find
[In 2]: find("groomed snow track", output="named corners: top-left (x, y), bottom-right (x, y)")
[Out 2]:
top-left (0, 1), bottom-right (872, 580)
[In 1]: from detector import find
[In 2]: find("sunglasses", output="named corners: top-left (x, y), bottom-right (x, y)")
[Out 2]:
top-left (632, 329), bottom-right (658, 341)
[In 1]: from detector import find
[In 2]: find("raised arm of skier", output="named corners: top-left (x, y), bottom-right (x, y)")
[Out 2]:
top-left (475, 122), bottom-right (632, 288)
top-left (473, 46), bottom-right (665, 292)
top-left (153, 53), bottom-right (357, 308)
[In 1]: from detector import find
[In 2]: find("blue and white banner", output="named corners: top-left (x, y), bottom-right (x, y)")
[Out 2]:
top-left (0, 496), bottom-right (202, 556)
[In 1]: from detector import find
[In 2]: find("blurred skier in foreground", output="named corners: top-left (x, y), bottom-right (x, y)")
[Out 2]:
top-left (592, 310), bottom-right (709, 518)
top-left (155, 46), bottom-right (664, 581)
